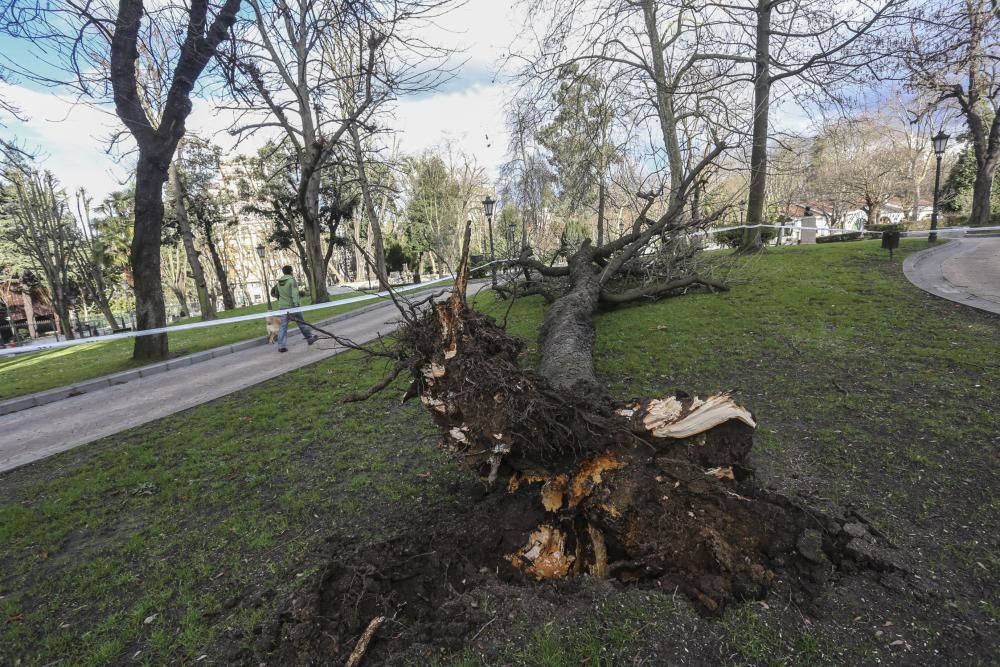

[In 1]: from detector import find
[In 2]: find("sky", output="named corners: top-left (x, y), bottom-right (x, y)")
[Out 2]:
top-left (0, 0), bottom-right (522, 203)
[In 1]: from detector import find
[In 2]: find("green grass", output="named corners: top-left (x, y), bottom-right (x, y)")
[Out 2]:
top-left (1, 239), bottom-right (997, 665)
top-left (0, 291), bottom-right (383, 400)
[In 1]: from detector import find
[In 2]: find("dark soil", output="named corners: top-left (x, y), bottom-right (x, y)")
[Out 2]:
top-left (230, 459), bottom-right (935, 666)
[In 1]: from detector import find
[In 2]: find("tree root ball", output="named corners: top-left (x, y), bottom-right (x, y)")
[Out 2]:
top-left (384, 284), bottom-right (902, 614)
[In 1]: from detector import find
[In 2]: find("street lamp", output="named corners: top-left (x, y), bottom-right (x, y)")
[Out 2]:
top-left (255, 243), bottom-right (272, 309)
top-left (482, 195), bottom-right (497, 287)
top-left (929, 130), bottom-right (950, 243)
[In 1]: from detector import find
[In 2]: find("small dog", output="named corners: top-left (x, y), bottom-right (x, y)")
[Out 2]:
top-left (266, 316), bottom-right (282, 344)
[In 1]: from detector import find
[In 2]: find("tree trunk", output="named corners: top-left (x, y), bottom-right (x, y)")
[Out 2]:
top-left (536, 246), bottom-right (601, 391)
top-left (596, 176), bottom-right (606, 247)
top-left (301, 144), bottom-right (330, 304)
top-left (350, 126), bottom-right (389, 289)
top-left (203, 222), bottom-right (235, 311)
top-left (21, 288), bottom-right (37, 339)
top-left (131, 151), bottom-right (170, 360)
top-left (969, 159), bottom-right (996, 227)
top-left (353, 216), bottom-right (364, 281)
top-left (740, 0), bottom-right (771, 253)
top-left (170, 159), bottom-right (215, 321)
top-left (867, 203), bottom-right (879, 227)
top-left (51, 283), bottom-right (74, 339)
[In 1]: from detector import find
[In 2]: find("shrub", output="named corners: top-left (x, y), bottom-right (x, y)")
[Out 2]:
top-left (816, 231), bottom-right (864, 243)
top-left (866, 223), bottom-right (907, 233)
top-left (714, 227), bottom-right (776, 248)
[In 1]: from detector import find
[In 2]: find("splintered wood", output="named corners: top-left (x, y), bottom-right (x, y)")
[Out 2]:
top-left (620, 392), bottom-right (756, 439)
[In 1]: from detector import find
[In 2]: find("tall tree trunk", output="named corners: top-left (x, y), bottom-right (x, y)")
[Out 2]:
top-left (203, 224), bottom-right (235, 311)
top-left (535, 243), bottom-right (605, 391)
top-left (741, 0), bottom-right (771, 252)
top-left (353, 216), bottom-right (364, 281)
top-left (300, 144), bottom-right (330, 304)
top-left (969, 158), bottom-right (997, 226)
top-left (51, 283), bottom-right (74, 339)
top-left (867, 203), bottom-right (879, 227)
top-left (21, 288), bottom-right (37, 339)
top-left (911, 172), bottom-right (922, 221)
top-left (350, 126), bottom-right (389, 289)
top-left (642, 1), bottom-right (684, 202)
top-left (170, 158), bottom-right (215, 321)
top-left (131, 152), bottom-right (170, 360)
top-left (596, 176), bottom-right (606, 247)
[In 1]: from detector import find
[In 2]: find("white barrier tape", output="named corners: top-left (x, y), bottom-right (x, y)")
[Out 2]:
top-left (681, 223), bottom-right (1000, 238)
top-left (0, 262), bottom-right (503, 357)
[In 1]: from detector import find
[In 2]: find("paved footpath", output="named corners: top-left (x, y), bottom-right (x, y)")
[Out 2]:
top-left (903, 237), bottom-right (1000, 316)
top-left (0, 284), bottom-right (482, 473)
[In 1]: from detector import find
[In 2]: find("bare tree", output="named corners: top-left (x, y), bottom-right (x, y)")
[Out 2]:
top-left (168, 141), bottom-right (216, 320)
top-left (813, 116), bottom-right (905, 226)
top-left (702, 0), bottom-right (905, 251)
top-left (0, 170), bottom-right (78, 339)
top-left (905, 0), bottom-right (1000, 227)
top-left (2, 0), bottom-right (243, 359)
top-left (73, 189), bottom-right (122, 328)
top-left (225, 0), bottom-right (460, 299)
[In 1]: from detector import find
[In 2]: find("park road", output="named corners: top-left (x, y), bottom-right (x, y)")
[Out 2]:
top-left (904, 237), bottom-right (1000, 316)
top-left (0, 283), bottom-right (485, 473)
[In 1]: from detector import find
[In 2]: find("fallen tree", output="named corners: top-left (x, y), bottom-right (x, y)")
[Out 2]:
top-left (249, 217), bottom-right (904, 663)
top-left (326, 216), bottom-right (898, 617)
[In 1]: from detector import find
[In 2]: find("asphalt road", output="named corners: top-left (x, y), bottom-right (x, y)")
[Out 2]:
top-left (903, 237), bottom-right (1000, 316)
top-left (0, 283), bottom-right (482, 473)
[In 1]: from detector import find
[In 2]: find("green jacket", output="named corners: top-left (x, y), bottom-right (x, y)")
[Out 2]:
top-left (275, 275), bottom-right (301, 309)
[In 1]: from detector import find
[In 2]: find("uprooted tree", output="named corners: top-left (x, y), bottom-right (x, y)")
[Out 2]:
top-left (335, 207), bottom-right (898, 615)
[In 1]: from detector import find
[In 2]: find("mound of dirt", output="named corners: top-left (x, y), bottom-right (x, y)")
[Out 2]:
top-left (244, 475), bottom-right (904, 666)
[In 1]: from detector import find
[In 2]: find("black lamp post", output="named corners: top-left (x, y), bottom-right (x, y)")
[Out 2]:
top-left (482, 195), bottom-right (497, 287)
top-left (929, 130), bottom-right (950, 243)
top-left (256, 243), bottom-right (272, 309)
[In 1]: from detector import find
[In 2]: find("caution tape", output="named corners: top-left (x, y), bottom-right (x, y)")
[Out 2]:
top-left (0, 265), bottom-right (497, 357)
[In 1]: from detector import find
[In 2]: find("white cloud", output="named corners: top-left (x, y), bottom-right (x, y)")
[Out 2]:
top-left (1, 83), bottom-right (132, 201)
top-left (393, 83), bottom-right (511, 177)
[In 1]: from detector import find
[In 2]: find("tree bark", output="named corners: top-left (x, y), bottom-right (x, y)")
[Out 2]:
top-left (300, 143), bottom-right (331, 303)
top-left (350, 125), bottom-right (389, 289)
top-left (170, 156), bottom-right (216, 321)
top-left (596, 175), bottom-right (606, 247)
top-left (202, 221), bottom-right (236, 311)
top-left (130, 151), bottom-right (170, 360)
top-left (21, 288), bottom-right (37, 339)
top-left (969, 156), bottom-right (997, 226)
top-left (741, 0), bottom-right (771, 252)
top-left (536, 246), bottom-right (601, 391)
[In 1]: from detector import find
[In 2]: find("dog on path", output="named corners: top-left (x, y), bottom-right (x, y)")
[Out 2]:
top-left (266, 316), bottom-right (281, 344)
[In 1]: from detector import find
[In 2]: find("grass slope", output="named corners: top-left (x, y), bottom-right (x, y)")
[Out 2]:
top-left (0, 293), bottom-right (381, 400)
top-left (1, 240), bottom-right (997, 665)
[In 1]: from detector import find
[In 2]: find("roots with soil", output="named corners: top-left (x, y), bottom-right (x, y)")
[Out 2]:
top-left (257, 227), bottom-right (901, 663)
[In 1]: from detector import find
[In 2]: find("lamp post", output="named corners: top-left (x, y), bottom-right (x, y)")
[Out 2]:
top-left (255, 243), bottom-right (272, 309)
top-left (482, 195), bottom-right (497, 287)
top-left (929, 130), bottom-right (950, 244)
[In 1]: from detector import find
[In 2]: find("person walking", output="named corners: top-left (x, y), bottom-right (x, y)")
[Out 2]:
top-left (273, 265), bottom-right (319, 353)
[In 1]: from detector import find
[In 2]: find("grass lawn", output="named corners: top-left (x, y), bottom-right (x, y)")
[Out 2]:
top-left (0, 291), bottom-right (386, 400)
top-left (1, 240), bottom-right (997, 665)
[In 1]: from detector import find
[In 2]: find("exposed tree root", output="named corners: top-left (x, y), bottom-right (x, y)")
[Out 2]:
top-left (346, 256), bottom-right (904, 616)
